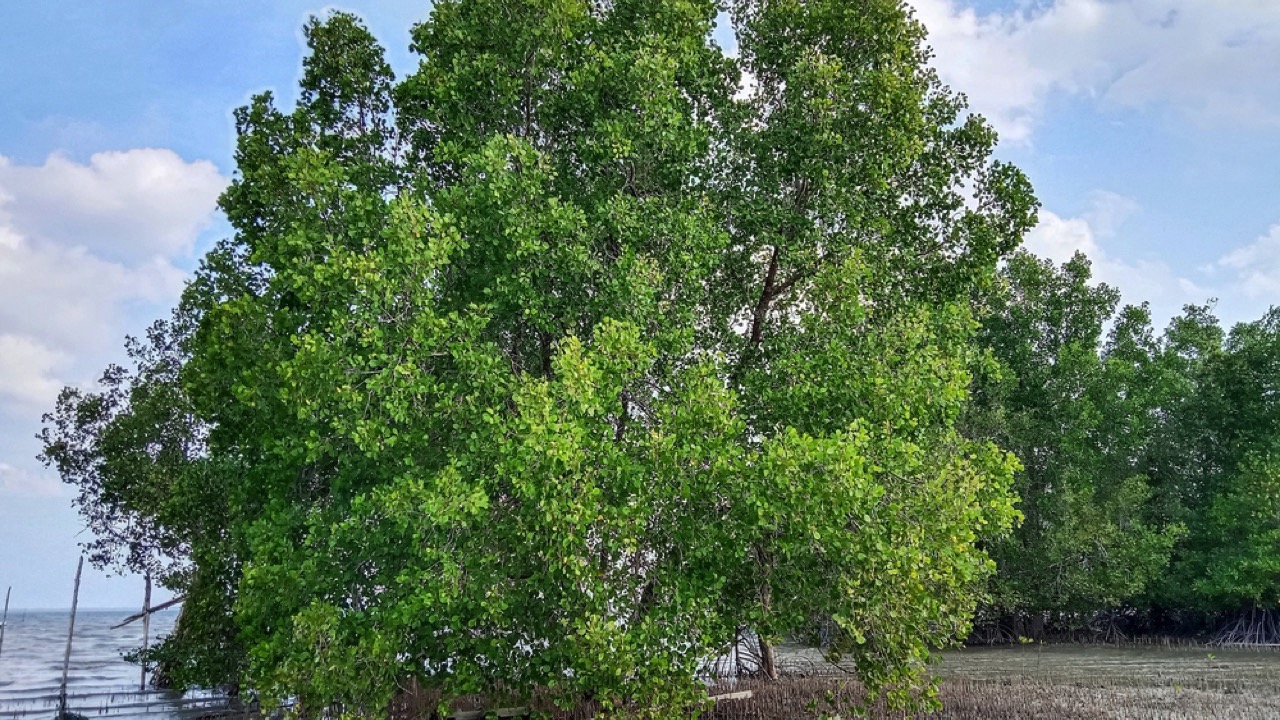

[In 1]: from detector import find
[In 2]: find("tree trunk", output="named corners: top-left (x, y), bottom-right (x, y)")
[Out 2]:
top-left (757, 574), bottom-right (779, 681)
top-left (1030, 612), bottom-right (1046, 641)
top-left (151, 598), bottom-right (188, 690)
top-left (757, 632), bottom-right (779, 681)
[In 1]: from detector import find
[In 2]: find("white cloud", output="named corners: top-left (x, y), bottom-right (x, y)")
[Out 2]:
top-left (1021, 190), bottom-right (1136, 263)
top-left (0, 148), bottom-right (224, 430)
top-left (0, 462), bottom-right (65, 497)
top-left (0, 150), bottom-right (224, 263)
top-left (0, 231), bottom-right (187, 354)
top-left (0, 334), bottom-right (69, 409)
top-left (1023, 193), bottom-right (1207, 326)
top-left (912, 0), bottom-right (1280, 142)
top-left (1023, 207), bottom-right (1103, 264)
top-left (1082, 190), bottom-right (1140, 239)
top-left (1217, 224), bottom-right (1280, 299)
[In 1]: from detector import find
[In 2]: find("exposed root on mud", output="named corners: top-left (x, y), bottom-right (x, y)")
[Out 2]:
top-left (1212, 607), bottom-right (1280, 647)
top-left (1099, 618), bottom-right (1129, 645)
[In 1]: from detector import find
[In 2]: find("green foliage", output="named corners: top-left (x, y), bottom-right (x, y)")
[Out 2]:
top-left (39, 309), bottom-right (245, 688)
top-left (1155, 308), bottom-right (1280, 612)
top-left (968, 252), bottom-right (1181, 617)
top-left (1194, 450), bottom-right (1280, 607)
top-left (43, 2), bottom-right (1035, 715)
top-left (969, 247), bottom-right (1280, 629)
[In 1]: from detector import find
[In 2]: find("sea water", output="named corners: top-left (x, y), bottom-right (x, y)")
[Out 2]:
top-left (0, 609), bottom-right (231, 719)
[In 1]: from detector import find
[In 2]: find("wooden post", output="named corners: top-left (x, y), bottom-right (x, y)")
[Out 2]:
top-left (140, 573), bottom-right (151, 691)
top-left (58, 557), bottom-right (84, 718)
top-left (0, 585), bottom-right (10, 661)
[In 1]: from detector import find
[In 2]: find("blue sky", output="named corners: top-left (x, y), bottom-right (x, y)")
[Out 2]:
top-left (1, 0), bottom-right (1277, 608)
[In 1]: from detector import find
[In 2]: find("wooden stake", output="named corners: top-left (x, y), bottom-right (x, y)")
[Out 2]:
top-left (140, 573), bottom-right (151, 691)
top-left (0, 585), bottom-right (10, 661)
top-left (59, 556), bottom-right (84, 718)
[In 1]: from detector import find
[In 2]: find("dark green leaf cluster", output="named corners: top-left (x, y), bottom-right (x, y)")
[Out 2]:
top-left (1153, 307), bottom-right (1280, 614)
top-left (968, 251), bottom-right (1280, 637)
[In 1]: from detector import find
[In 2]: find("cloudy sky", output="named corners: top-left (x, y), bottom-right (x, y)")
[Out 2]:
top-left (1, 0), bottom-right (1277, 609)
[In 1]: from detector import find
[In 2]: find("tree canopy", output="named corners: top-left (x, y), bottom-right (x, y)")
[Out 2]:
top-left (42, 1), bottom-right (1280, 715)
top-left (965, 252), bottom-right (1181, 627)
top-left (42, 1), bottom-right (1038, 715)
top-left (965, 251), bottom-right (1280, 643)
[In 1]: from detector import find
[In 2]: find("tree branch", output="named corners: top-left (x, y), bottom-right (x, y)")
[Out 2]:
top-left (112, 595), bottom-right (186, 629)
